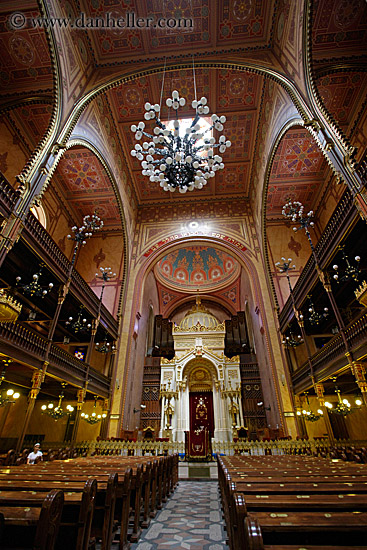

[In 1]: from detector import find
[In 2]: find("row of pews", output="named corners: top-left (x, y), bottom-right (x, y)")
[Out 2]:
top-left (0, 453), bottom-right (178, 550)
top-left (218, 454), bottom-right (367, 550)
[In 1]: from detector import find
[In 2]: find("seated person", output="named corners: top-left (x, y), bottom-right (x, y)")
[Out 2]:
top-left (27, 442), bottom-right (43, 464)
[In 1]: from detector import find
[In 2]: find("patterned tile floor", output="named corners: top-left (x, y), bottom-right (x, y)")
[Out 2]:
top-left (130, 481), bottom-right (228, 550)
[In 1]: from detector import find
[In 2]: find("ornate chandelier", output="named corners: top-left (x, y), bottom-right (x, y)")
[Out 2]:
top-left (81, 396), bottom-right (107, 425)
top-left (16, 264), bottom-right (54, 298)
top-left (0, 289), bottom-right (22, 322)
top-left (296, 393), bottom-right (323, 422)
top-left (66, 306), bottom-right (92, 334)
top-left (306, 295), bottom-right (328, 325)
top-left (130, 90), bottom-right (231, 193)
top-left (332, 246), bottom-right (360, 283)
top-left (282, 330), bottom-right (303, 348)
top-left (324, 380), bottom-right (363, 416)
top-left (95, 333), bottom-right (116, 354)
top-left (41, 384), bottom-right (74, 420)
top-left (0, 358), bottom-right (20, 407)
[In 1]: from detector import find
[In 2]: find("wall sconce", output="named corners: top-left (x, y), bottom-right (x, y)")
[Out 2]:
top-left (133, 404), bottom-right (147, 413)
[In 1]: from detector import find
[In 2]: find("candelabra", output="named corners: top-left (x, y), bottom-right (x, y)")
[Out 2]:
top-left (130, 84), bottom-right (231, 193)
top-left (332, 246), bottom-right (361, 283)
top-left (41, 384), bottom-right (74, 420)
top-left (81, 396), bottom-right (107, 424)
top-left (307, 295), bottom-right (328, 325)
top-left (67, 212), bottom-right (104, 265)
top-left (16, 264), bottom-right (53, 298)
top-left (95, 333), bottom-right (116, 354)
top-left (296, 393), bottom-right (323, 422)
top-left (66, 306), bottom-right (92, 334)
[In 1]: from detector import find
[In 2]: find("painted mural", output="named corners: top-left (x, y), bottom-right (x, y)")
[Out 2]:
top-left (155, 246), bottom-right (240, 292)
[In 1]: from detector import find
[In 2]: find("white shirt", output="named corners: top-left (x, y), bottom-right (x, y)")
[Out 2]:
top-left (27, 450), bottom-right (43, 464)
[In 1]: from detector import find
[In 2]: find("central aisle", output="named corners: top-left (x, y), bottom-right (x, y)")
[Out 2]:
top-left (131, 481), bottom-right (228, 549)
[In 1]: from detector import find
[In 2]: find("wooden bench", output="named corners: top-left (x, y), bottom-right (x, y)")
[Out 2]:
top-left (244, 513), bottom-right (367, 549)
top-left (0, 478), bottom-right (96, 550)
top-left (217, 455), bottom-right (367, 550)
top-left (0, 488), bottom-right (64, 550)
top-left (0, 453), bottom-right (177, 549)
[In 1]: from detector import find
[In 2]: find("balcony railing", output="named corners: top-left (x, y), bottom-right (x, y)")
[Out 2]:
top-left (0, 321), bottom-right (110, 397)
top-left (0, 173), bottom-right (20, 217)
top-left (292, 312), bottom-right (367, 393)
top-left (22, 212), bottom-right (118, 340)
top-left (278, 187), bottom-right (357, 332)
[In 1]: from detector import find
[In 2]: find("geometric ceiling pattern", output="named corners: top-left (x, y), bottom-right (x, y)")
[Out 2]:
top-left (0, 3), bottom-right (53, 96)
top-left (53, 147), bottom-right (122, 230)
top-left (266, 127), bottom-right (329, 220)
top-left (0, 0), bottom-right (365, 218)
top-left (315, 71), bottom-right (367, 133)
top-left (6, 102), bottom-right (53, 150)
top-left (82, 0), bottom-right (276, 66)
top-left (155, 245), bottom-right (240, 293)
top-left (311, 0), bottom-right (367, 62)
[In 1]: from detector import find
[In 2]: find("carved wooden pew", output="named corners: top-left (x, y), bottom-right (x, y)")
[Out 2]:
top-left (0, 488), bottom-right (64, 550)
top-left (0, 478), bottom-right (96, 550)
top-left (244, 513), bottom-right (367, 549)
top-left (218, 456), bottom-right (367, 550)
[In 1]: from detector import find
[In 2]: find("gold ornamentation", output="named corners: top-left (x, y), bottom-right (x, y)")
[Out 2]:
top-left (355, 280), bottom-right (367, 307)
top-left (0, 289), bottom-right (22, 322)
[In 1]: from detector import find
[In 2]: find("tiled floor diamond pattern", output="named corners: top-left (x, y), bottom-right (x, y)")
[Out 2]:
top-left (131, 481), bottom-right (228, 549)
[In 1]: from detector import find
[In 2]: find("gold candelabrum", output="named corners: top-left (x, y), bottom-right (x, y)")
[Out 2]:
top-left (160, 380), bottom-right (178, 400)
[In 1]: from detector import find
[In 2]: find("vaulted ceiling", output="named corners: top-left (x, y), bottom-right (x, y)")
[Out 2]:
top-left (0, 0), bottom-right (366, 221)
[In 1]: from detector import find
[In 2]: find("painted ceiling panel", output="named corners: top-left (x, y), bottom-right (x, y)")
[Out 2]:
top-left (155, 245), bottom-right (240, 292)
top-left (312, 0), bottom-right (367, 61)
top-left (266, 128), bottom-right (329, 219)
top-left (53, 148), bottom-right (122, 229)
top-left (316, 71), bottom-right (367, 132)
top-left (0, 5), bottom-right (53, 96)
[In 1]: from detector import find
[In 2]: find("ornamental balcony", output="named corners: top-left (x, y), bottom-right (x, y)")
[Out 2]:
top-left (278, 187), bottom-right (358, 333)
top-left (0, 174), bottom-right (20, 217)
top-left (292, 311), bottom-right (367, 394)
top-left (0, 320), bottom-right (110, 397)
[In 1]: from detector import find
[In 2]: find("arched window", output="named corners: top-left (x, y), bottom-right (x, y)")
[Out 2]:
top-left (31, 204), bottom-right (47, 229)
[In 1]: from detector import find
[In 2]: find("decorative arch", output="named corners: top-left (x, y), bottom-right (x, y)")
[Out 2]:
top-left (15, 2), bottom-right (63, 186)
top-left (183, 358), bottom-right (219, 391)
top-left (56, 61), bottom-right (314, 149)
top-left (119, 234), bottom-right (286, 433)
top-left (302, 0), bottom-right (361, 182)
top-left (49, 138), bottom-right (129, 317)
